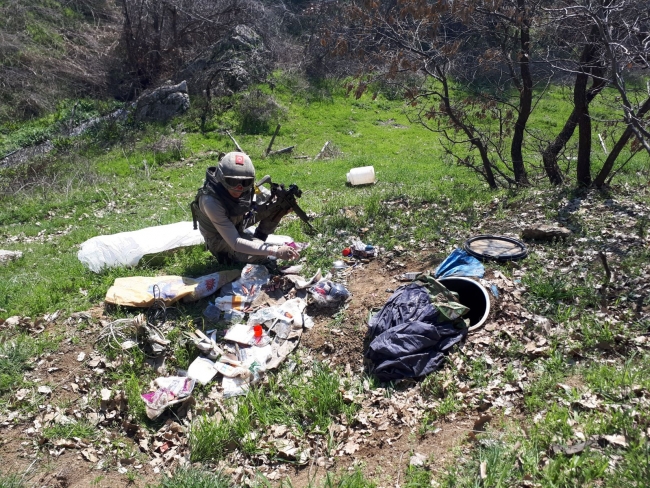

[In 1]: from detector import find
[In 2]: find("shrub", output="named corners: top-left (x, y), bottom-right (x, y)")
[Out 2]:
top-left (234, 90), bottom-right (286, 134)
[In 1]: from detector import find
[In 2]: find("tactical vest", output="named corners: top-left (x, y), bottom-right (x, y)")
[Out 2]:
top-left (191, 168), bottom-right (253, 237)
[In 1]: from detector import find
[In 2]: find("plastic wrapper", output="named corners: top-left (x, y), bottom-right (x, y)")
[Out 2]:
top-left (224, 323), bottom-right (255, 345)
top-left (434, 248), bottom-right (485, 279)
top-left (104, 269), bottom-right (240, 307)
top-left (141, 376), bottom-right (195, 419)
top-left (309, 280), bottom-right (350, 306)
top-left (247, 307), bottom-right (291, 330)
top-left (224, 323), bottom-right (271, 346)
top-left (279, 298), bottom-right (308, 328)
top-left (222, 309), bottom-right (245, 323)
top-left (349, 239), bottom-right (377, 259)
top-left (78, 221), bottom-right (204, 273)
top-left (214, 264), bottom-right (270, 312)
top-left (187, 357), bottom-right (219, 385)
top-left (213, 361), bottom-right (250, 378)
top-left (247, 298), bottom-right (309, 339)
top-left (202, 303), bottom-right (221, 323)
top-left (222, 345), bottom-right (270, 397)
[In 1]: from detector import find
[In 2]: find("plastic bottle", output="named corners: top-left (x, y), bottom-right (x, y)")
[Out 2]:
top-left (346, 166), bottom-right (376, 186)
top-left (203, 303), bottom-right (221, 323)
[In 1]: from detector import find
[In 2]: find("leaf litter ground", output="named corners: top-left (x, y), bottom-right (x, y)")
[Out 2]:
top-left (1, 186), bottom-right (649, 487)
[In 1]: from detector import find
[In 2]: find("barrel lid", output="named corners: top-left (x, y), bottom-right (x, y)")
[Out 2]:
top-left (464, 235), bottom-right (528, 261)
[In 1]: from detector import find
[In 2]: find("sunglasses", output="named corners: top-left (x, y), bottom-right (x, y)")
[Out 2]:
top-left (224, 177), bottom-right (254, 189)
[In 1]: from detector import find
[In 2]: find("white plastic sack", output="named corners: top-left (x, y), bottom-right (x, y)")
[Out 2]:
top-left (78, 221), bottom-right (204, 273)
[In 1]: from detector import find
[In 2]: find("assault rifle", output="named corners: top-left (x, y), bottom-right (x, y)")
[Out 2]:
top-left (255, 175), bottom-right (315, 233)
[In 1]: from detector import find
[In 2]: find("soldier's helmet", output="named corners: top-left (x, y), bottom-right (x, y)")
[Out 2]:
top-left (216, 152), bottom-right (255, 192)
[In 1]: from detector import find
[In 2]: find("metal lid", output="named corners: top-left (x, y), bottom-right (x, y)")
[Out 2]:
top-left (464, 235), bottom-right (528, 261)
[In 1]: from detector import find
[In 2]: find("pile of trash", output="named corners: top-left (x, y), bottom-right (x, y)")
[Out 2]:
top-left (101, 263), bottom-right (351, 419)
top-left (341, 238), bottom-right (377, 262)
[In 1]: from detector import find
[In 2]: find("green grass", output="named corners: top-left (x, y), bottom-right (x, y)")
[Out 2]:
top-left (154, 467), bottom-right (233, 488)
top-left (1, 75), bottom-right (647, 318)
top-left (582, 353), bottom-right (650, 398)
top-left (189, 414), bottom-right (233, 462)
top-left (419, 366), bottom-right (462, 433)
top-left (523, 350), bottom-right (570, 412)
top-left (404, 466), bottom-right (431, 488)
top-left (321, 468), bottom-right (377, 488)
top-left (523, 266), bottom-right (601, 320)
top-left (124, 372), bottom-right (150, 425)
top-left (0, 331), bottom-right (61, 401)
top-left (190, 361), bottom-right (360, 462)
top-left (0, 77), bottom-right (494, 319)
top-left (0, 473), bottom-right (25, 488)
top-left (42, 420), bottom-right (98, 441)
top-left (435, 353), bottom-right (650, 487)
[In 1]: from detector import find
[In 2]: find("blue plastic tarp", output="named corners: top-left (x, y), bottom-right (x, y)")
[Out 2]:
top-left (434, 248), bottom-right (485, 279)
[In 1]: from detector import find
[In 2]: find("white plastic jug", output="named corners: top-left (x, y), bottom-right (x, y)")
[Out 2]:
top-left (346, 166), bottom-right (376, 186)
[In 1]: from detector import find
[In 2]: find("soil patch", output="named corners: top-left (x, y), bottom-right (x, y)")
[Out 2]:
top-left (290, 256), bottom-right (470, 486)
top-left (303, 256), bottom-right (431, 370)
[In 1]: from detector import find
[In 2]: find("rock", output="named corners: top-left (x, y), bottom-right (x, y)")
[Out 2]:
top-left (521, 224), bottom-right (572, 240)
top-left (177, 25), bottom-right (270, 96)
top-left (0, 250), bottom-right (23, 264)
top-left (409, 452), bottom-right (427, 466)
top-left (133, 80), bottom-right (190, 123)
top-left (0, 142), bottom-right (54, 169)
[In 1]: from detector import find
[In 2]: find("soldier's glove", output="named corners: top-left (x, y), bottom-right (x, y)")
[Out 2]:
top-left (273, 245), bottom-right (300, 261)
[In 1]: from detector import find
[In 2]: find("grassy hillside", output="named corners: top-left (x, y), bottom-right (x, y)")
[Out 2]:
top-left (0, 0), bottom-right (118, 123)
top-left (0, 76), bottom-right (647, 318)
top-left (0, 76), bottom-right (494, 317)
top-left (0, 74), bottom-right (649, 487)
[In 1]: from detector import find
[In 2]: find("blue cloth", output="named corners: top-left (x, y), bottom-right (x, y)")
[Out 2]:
top-left (434, 248), bottom-right (485, 279)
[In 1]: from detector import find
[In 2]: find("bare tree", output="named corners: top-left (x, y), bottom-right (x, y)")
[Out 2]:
top-left (586, 0), bottom-right (650, 160)
top-left (544, 0), bottom-right (650, 186)
top-left (323, 0), bottom-right (558, 188)
top-left (539, 22), bottom-right (608, 185)
top-left (116, 0), bottom-right (245, 95)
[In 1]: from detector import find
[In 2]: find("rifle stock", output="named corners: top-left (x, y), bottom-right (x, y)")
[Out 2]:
top-left (271, 182), bottom-right (315, 232)
top-left (256, 178), bottom-right (315, 232)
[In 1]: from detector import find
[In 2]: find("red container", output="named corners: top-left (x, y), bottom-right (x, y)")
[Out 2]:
top-left (253, 324), bottom-right (263, 338)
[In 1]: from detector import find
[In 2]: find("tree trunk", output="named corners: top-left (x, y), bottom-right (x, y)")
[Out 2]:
top-left (593, 96), bottom-right (650, 187)
top-left (439, 70), bottom-right (497, 189)
top-left (541, 109), bottom-right (578, 184)
top-left (541, 26), bottom-right (605, 186)
top-left (576, 101), bottom-right (592, 186)
top-left (511, 0), bottom-right (531, 185)
top-left (476, 144), bottom-right (498, 189)
top-left (574, 44), bottom-right (597, 186)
